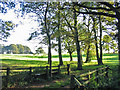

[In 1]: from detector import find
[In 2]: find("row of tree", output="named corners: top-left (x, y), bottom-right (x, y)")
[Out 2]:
top-left (0, 44), bottom-right (32, 54)
top-left (1, 2), bottom-right (120, 76)
top-left (23, 2), bottom-right (119, 72)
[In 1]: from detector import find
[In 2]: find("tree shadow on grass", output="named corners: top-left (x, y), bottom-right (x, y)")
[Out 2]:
top-left (22, 55), bottom-right (48, 58)
top-left (2, 59), bottom-right (48, 68)
top-left (1, 59), bottom-right (61, 69)
top-left (103, 57), bottom-right (118, 60)
top-left (103, 53), bottom-right (118, 56)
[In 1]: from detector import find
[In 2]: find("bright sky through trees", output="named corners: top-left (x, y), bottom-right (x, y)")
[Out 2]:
top-left (0, 3), bottom-right (47, 53)
top-left (0, 2), bottom-right (114, 54)
top-left (0, 3), bottom-right (65, 54)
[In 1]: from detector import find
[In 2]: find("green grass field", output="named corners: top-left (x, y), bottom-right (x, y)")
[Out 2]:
top-left (0, 53), bottom-right (119, 69)
top-left (0, 53), bottom-right (119, 88)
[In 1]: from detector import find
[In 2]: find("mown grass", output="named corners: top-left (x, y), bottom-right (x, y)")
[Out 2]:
top-left (0, 54), bottom-right (85, 59)
top-left (1, 53), bottom-right (119, 88)
top-left (1, 53), bottom-right (119, 70)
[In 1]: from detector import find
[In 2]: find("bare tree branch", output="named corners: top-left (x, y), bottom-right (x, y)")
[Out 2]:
top-left (75, 10), bottom-right (116, 18)
top-left (99, 2), bottom-right (116, 11)
top-left (76, 3), bottom-right (112, 11)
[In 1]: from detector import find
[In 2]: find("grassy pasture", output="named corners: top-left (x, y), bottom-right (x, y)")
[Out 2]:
top-left (0, 53), bottom-right (119, 68)
top-left (0, 53), bottom-right (119, 88)
top-left (0, 53), bottom-right (119, 69)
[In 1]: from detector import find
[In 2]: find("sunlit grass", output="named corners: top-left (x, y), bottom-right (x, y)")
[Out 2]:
top-left (1, 53), bottom-right (119, 88)
top-left (1, 53), bottom-right (119, 68)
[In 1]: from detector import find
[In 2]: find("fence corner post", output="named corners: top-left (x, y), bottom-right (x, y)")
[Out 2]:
top-left (67, 64), bottom-right (70, 75)
top-left (58, 65), bottom-right (60, 74)
top-left (46, 66), bottom-right (49, 79)
top-left (70, 75), bottom-right (75, 89)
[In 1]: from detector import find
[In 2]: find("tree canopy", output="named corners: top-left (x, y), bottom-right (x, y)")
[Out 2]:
top-left (1, 1), bottom-right (120, 70)
top-left (1, 44), bottom-right (32, 54)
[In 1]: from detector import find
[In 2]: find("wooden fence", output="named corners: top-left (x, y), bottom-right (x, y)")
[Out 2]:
top-left (70, 65), bottom-right (110, 89)
top-left (1, 64), bottom-right (71, 87)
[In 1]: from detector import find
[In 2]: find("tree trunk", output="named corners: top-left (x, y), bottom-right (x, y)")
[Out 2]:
top-left (99, 16), bottom-right (103, 65)
top-left (108, 50), bottom-right (110, 54)
top-left (48, 47), bottom-right (50, 64)
top-left (80, 44), bottom-right (83, 64)
top-left (116, 12), bottom-right (120, 87)
top-left (92, 17), bottom-right (100, 65)
top-left (58, 2), bottom-right (63, 65)
top-left (45, 3), bottom-right (52, 77)
top-left (73, 5), bottom-right (83, 70)
top-left (58, 36), bottom-right (63, 65)
top-left (69, 52), bottom-right (73, 61)
top-left (48, 35), bottom-right (52, 77)
top-left (117, 18), bottom-right (120, 65)
top-left (85, 45), bottom-right (91, 63)
top-left (85, 15), bottom-right (91, 63)
top-left (75, 35), bottom-right (82, 70)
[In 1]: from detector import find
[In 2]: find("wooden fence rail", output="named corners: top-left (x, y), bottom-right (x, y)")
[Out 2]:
top-left (70, 65), bottom-right (110, 89)
top-left (1, 64), bottom-right (71, 87)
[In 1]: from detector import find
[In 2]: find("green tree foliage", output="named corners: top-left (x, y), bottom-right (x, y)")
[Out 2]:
top-left (0, 2), bottom-right (16, 40)
top-left (103, 35), bottom-right (117, 53)
top-left (90, 15), bottom-right (104, 65)
top-left (110, 41), bottom-right (117, 53)
top-left (17, 44), bottom-right (24, 54)
top-left (61, 2), bottom-right (83, 69)
top-left (1, 44), bottom-right (32, 54)
top-left (103, 44), bottom-right (110, 53)
top-left (73, 1), bottom-right (120, 63)
top-left (103, 35), bottom-right (112, 53)
top-left (57, 2), bottom-right (63, 65)
top-left (9, 44), bottom-right (19, 54)
top-left (0, 44), bottom-right (3, 54)
top-left (63, 36), bottom-right (76, 61)
top-left (103, 35), bottom-right (112, 43)
top-left (1, 1), bottom-right (120, 68)
top-left (23, 46), bottom-right (31, 54)
top-left (21, 2), bottom-right (59, 76)
top-left (35, 47), bottom-right (45, 54)
top-left (81, 15), bottom-right (94, 63)
top-left (0, 20), bottom-right (15, 41)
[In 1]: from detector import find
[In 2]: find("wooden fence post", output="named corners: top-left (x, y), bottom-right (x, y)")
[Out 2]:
top-left (105, 66), bottom-right (109, 78)
top-left (67, 64), bottom-right (70, 75)
top-left (87, 70), bottom-right (90, 86)
top-left (87, 70), bottom-right (90, 80)
top-left (46, 66), bottom-right (49, 79)
top-left (96, 68), bottom-right (99, 84)
top-left (70, 75), bottom-right (75, 89)
top-left (102, 67), bottom-right (104, 73)
top-left (29, 67), bottom-right (32, 75)
top-left (6, 68), bottom-right (10, 87)
top-left (58, 65), bottom-right (60, 74)
top-left (29, 67), bottom-right (32, 81)
top-left (7, 68), bottom-right (10, 76)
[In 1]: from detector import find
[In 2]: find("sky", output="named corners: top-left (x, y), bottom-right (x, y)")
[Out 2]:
top-left (0, 3), bottom-right (59, 54)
